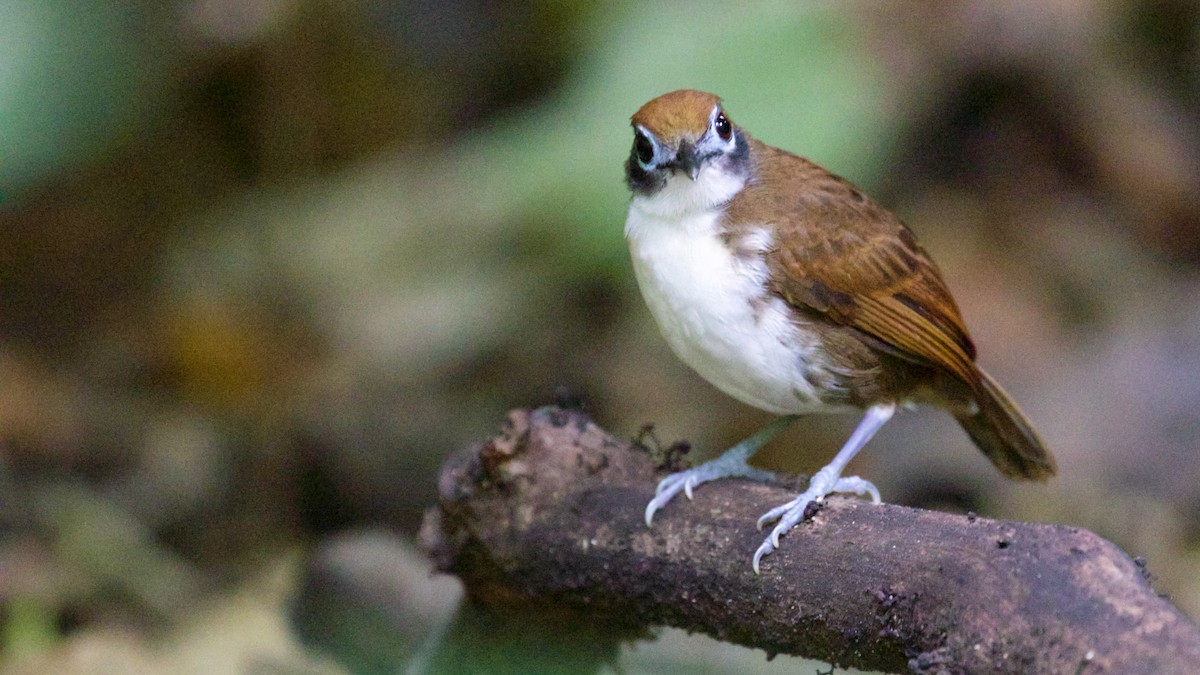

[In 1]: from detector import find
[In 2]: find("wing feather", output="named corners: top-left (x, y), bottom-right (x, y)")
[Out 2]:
top-left (728, 140), bottom-right (978, 385)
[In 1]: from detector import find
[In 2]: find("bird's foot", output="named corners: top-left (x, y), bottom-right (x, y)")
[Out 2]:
top-left (751, 468), bottom-right (880, 573)
top-left (644, 455), bottom-right (777, 526)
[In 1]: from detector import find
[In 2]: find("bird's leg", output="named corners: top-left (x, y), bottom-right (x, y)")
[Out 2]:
top-left (644, 415), bottom-right (798, 526)
top-left (752, 403), bottom-right (895, 573)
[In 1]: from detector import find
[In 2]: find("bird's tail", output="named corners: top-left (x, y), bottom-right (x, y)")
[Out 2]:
top-left (954, 369), bottom-right (1056, 480)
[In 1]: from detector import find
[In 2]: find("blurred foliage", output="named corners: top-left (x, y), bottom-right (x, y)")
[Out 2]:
top-left (1, 1), bottom-right (1199, 674)
top-left (2, 598), bottom-right (56, 661)
top-left (0, 0), bottom-right (180, 195)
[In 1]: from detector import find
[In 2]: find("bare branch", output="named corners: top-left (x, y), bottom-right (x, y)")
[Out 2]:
top-left (420, 407), bottom-right (1200, 674)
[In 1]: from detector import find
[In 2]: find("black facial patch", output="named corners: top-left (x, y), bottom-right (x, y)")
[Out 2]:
top-left (624, 128), bottom-right (751, 195)
top-left (626, 156), bottom-right (665, 194)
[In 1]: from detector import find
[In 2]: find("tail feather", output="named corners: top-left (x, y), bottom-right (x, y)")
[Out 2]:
top-left (955, 369), bottom-right (1056, 480)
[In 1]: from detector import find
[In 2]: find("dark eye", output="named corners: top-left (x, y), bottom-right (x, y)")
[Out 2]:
top-left (714, 112), bottom-right (732, 141)
top-left (634, 131), bottom-right (655, 167)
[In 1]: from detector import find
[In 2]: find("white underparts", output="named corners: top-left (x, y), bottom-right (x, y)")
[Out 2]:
top-left (626, 168), bottom-right (846, 416)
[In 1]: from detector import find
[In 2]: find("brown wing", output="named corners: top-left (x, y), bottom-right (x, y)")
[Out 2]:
top-left (727, 140), bottom-right (978, 385)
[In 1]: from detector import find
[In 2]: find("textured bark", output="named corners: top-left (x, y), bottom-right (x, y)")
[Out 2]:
top-left (420, 406), bottom-right (1200, 674)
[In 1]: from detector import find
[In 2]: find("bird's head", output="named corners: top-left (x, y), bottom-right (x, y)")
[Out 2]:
top-left (626, 90), bottom-right (751, 204)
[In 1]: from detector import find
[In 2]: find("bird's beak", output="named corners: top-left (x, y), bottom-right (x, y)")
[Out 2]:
top-left (673, 141), bottom-right (702, 181)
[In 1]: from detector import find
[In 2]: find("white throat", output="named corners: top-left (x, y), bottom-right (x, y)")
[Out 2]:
top-left (625, 166), bottom-right (747, 234)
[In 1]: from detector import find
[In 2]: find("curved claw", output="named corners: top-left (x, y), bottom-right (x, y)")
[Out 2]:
top-left (645, 470), bottom-right (699, 525)
top-left (645, 455), bottom-right (782, 529)
top-left (644, 500), bottom-right (659, 527)
top-left (769, 517), bottom-right (788, 548)
top-left (646, 476), bottom-right (683, 525)
top-left (654, 475), bottom-right (674, 496)
top-left (753, 504), bottom-right (805, 573)
top-left (834, 476), bottom-right (881, 503)
top-left (755, 506), bottom-right (780, 530)
top-left (751, 501), bottom-right (808, 570)
top-left (752, 539), bottom-right (774, 574)
top-left (756, 494), bottom-right (807, 530)
top-left (643, 418), bottom-right (800, 533)
top-left (751, 474), bottom-right (884, 570)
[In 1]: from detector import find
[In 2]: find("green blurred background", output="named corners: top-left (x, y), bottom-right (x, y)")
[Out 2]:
top-left (2, 1), bottom-right (1199, 673)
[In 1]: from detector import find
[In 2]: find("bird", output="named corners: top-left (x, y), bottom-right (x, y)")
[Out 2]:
top-left (623, 89), bottom-right (1055, 572)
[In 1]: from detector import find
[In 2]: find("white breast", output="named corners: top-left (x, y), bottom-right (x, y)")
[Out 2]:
top-left (625, 191), bottom-right (839, 416)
